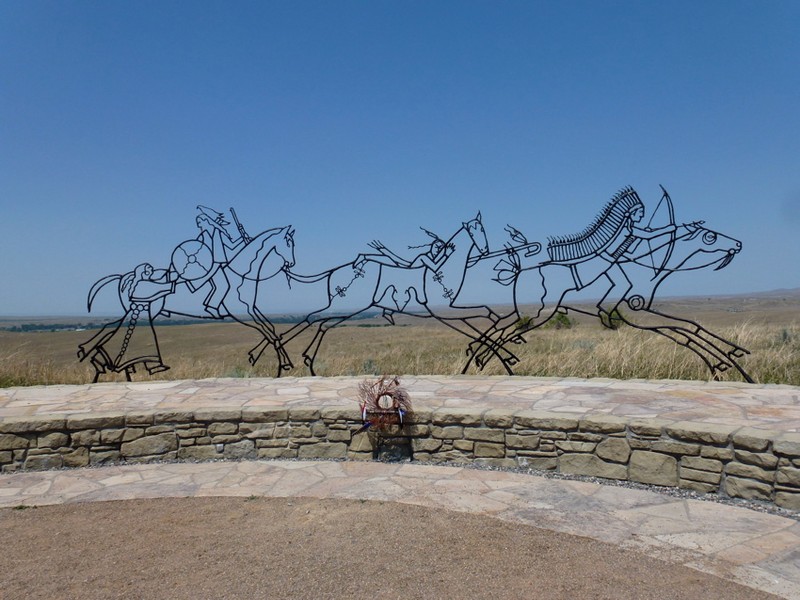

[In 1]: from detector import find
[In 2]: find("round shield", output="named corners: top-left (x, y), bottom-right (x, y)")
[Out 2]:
top-left (171, 240), bottom-right (213, 282)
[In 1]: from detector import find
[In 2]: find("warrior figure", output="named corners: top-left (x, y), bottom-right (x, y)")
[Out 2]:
top-left (546, 188), bottom-right (676, 327)
top-left (189, 205), bottom-right (247, 318)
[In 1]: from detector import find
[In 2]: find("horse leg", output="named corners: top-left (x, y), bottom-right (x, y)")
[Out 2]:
top-left (302, 317), bottom-right (346, 375)
top-left (619, 310), bottom-right (753, 382)
top-left (253, 305), bottom-right (294, 370)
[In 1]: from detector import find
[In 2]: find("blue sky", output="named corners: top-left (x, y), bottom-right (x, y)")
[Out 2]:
top-left (1, 1), bottom-right (798, 316)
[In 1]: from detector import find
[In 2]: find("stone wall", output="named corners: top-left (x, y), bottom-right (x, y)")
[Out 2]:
top-left (2, 407), bottom-right (799, 510)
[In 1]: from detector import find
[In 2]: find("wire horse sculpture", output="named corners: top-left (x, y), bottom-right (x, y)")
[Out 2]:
top-left (79, 187), bottom-right (753, 383)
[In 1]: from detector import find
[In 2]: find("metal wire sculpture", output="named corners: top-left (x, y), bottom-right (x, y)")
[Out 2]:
top-left (79, 187), bottom-right (752, 383)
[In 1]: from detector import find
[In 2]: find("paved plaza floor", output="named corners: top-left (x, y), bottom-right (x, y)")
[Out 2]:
top-left (1, 376), bottom-right (799, 598)
top-left (1, 375), bottom-right (799, 431)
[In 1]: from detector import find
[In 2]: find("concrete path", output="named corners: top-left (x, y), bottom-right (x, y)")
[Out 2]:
top-left (1, 375), bottom-right (799, 432)
top-left (1, 459), bottom-right (799, 599)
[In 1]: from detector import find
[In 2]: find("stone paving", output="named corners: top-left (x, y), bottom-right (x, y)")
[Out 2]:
top-left (1, 460), bottom-right (799, 599)
top-left (2, 375), bottom-right (799, 432)
top-left (2, 375), bottom-right (799, 598)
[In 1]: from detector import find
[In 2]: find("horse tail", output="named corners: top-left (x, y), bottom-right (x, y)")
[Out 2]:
top-left (87, 274), bottom-right (122, 312)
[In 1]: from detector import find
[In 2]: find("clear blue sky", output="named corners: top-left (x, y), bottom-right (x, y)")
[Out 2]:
top-left (1, 1), bottom-right (798, 316)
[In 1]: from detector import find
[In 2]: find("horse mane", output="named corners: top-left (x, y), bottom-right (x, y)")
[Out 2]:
top-left (546, 187), bottom-right (642, 262)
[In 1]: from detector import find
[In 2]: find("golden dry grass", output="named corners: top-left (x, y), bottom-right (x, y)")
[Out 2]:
top-left (1, 308), bottom-right (797, 387)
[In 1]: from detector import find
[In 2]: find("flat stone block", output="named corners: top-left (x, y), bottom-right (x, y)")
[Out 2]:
top-left (152, 411), bottom-right (194, 424)
top-left (0, 416), bottom-right (67, 434)
top-left (517, 456), bottom-right (557, 470)
top-left (207, 422), bottom-right (238, 436)
top-left (474, 442), bottom-right (505, 458)
top-left (629, 451), bottom-right (678, 486)
top-left (725, 476), bottom-right (772, 501)
top-left (650, 440), bottom-right (700, 456)
top-left (679, 480), bottom-right (717, 494)
top-left (125, 413), bottom-right (154, 425)
top-left (734, 449), bottom-right (779, 470)
top-left (327, 429), bottom-right (351, 442)
top-left (595, 438), bottom-right (631, 463)
top-left (177, 445), bottom-right (220, 461)
top-left (700, 446), bottom-right (734, 461)
top-left (681, 456), bottom-right (722, 473)
top-left (453, 439), bottom-right (474, 452)
top-left (24, 454), bottom-right (63, 470)
top-left (193, 409), bottom-right (241, 422)
top-left (569, 432), bottom-right (603, 443)
top-left (773, 433), bottom-right (800, 457)
top-left (90, 450), bottom-right (120, 465)
top-left (311, 423), bottom-right (328, 437)
top-left (514, 411), bottom-right (578, 431)
top-left (463, 428), bottom-right (505, 443)
top-left (62, 447), bottom-right (90, 468)
top-left (559, 453), bottom-right (627, 480)
top-left (431, 408), bottom-right (482, 426)
top-left (66, 413), bottom-right (126, 431)
top-left (412, 438), bottom-right (443, 453)
top-left (319, 407), bottom-right (360, 422)
top-left (776, 466), bottom-right (800, 487)
top-left (505, 434), bottom-right (540, 450)
top-left (431, 426), bottom-right (463, 440)
top-left (482, 409), bottom-right (515, 428)
top-left (628, 419), bottom-right (670, 438)
top-left (120, 433), bottom-right (178, 457)
top-left (555, 440), bottom-right (597, 453)
top-left (36, 431), bottom-right (69, 448)
top-left (0, 433), bottom-right (30, 451)
top-left (298, 443), bottom-right (347, 459)
top-left (680, 467), bottom-right (721, 485)
top-left (257, 447), bottom-right (298, 459)
top-left (99, 429), bottom-right (126, 444)
top-left (71, 430), bottom-right (100, 447)
top-left (287, 408), bottom-right (320, 421)
top-left (176, 427), bottom-right (207, 439)
top-left (665, 421), bottom-right (737, 445)
top-left (242, 407), bottom-right (289, 422)
top-left (732, 427), bottom-right (775, 452)
top-left (725, 462), bottom-right (775, 483)
top-left (145, 425), bottom-right (175, 435)
top-left (775, 491), bottom-right (800, 511)
top-left (222, 439), bottom-right (256, 460)
top-left (579, 414), bottom-right (628, 434)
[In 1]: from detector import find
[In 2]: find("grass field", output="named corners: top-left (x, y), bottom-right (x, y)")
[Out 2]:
top-left (1, 294), bottom-right (798, 387)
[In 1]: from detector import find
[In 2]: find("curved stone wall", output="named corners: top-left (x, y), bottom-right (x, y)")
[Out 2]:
top-left (2, 405), bottom-right (798, 511)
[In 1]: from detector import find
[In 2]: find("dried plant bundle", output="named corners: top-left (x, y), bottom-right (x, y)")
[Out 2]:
top-left (357, 375), bottom-right (412, 430)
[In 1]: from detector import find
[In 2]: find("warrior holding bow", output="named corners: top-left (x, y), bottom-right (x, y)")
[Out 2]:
top-left (545, 187), bottom-right (679, 327)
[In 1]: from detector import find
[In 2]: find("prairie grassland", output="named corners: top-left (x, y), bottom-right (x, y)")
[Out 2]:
top-left (1, 310), bottom-right (798, 387)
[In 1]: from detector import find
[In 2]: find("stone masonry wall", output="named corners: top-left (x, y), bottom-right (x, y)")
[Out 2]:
top-left (1, 407), bottom-right (799, 511)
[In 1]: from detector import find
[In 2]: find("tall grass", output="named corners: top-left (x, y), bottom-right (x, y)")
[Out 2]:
top-left (0, 320), bottom-right (797, 387)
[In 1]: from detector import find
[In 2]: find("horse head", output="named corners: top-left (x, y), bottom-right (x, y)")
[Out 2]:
top-left (275, 226), bottom-right (296, 269)
top-left (666, 222), bottom-right (742, 273)
top-left (463, 212), bottom-right (489, 256)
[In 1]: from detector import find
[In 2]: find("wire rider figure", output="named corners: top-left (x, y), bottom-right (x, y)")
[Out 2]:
top-left (189, 205), bottom-right (248, 318)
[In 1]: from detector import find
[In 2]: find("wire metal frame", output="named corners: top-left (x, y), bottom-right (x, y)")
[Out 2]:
top-left (79, 188), bottom-right (753, 383)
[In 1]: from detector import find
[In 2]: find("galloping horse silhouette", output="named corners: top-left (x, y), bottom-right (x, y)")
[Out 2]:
top-left (469, 217), bottom-right (751, 381)
top-left (165, 226), bottom-right (297, 375)
top-left (271, 213), bottom-right (502, 375)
